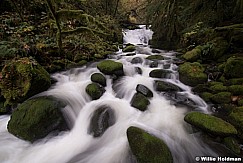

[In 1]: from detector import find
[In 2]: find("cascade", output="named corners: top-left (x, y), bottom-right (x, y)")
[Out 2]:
top-left (0, 25), bottom-right (223, 163)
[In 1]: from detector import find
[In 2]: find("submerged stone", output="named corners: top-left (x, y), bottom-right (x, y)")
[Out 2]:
top-left (7, 97), bottom-right (68, 142)
top-left (184, 112), bottom-right (237, 137)
top-left (127, 126), bottom-right (173, 163)
top-left (88, 106), bottom-right (115, 137)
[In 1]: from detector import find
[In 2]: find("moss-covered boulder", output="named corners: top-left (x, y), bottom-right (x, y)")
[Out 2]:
top-left (224, 57), bottom-right (243, 79)
top-left (228, 85), bottom-right (243, 95)
top-left (0, 58), bottom-right (51, 105)
top-left (88, 106), bottom-right (115, 137)
top-left (146, 55), bottom-right (164, 61)
top-left (207, 37), bottom-right (229, 60)
top-left (7, 97), bottom-right (68, 142)
top-left (136, 84), bottom-right (153, 98)
top-left (154, 80), bottom-right (182, 92)
top-left (223, 137), bottom-right (241, 154)
top-left (91, 73), bottom-right (106, 87)
top-left (97, 60), bottom-right (124, 76)
top-left (123, 45), bottom-right (136, 52)
top-left (184, 112), bottom-right (237, 137)
top-left (200, 92), bottom-right (213, 102)
top-left (131, 57), bottom-right (143, 64)
top-left (178, 62), bottom-right (208, 87)
top-left (228, 107), bottom-right (243, 139)
top-left (211, 92), bottom-right (231, 104)
top-left (130, 93), bottom-right (150, 111)
top-left (127, 126), bottom-right (173, 163)
top-left (209, 83), bottom-right (227, 93)
top-left (182, 46), bottom-right (201, 62)
top-left (86, 83), bottom-right (105, 100)
top-left (149, 69), bottom-right (171, 79)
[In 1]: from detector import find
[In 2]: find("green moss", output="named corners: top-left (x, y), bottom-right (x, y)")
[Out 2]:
top-left (91, 73), bottom-right (106, 87)
top-left (223, 137), bottom-right (240, 154)
top-left (184, 112), bottom-right (237, 137)
top-left (7, 97), bottom-right (67, 142)
top-left (86, 83), bottom-right (105, 100)
top-left (97, 60), bottom-right (124, 76)
top-left (127, 126), bottom-right (173, 163)
top-left (228, 107), bottom-right (243, 139)
top-left (182, 46), bottom-right (201, 61)
top-left (211, 92), bottom-right (232, 104)
top-left (130, 93), bottom-right (150, 111)
top-left (146, 55), bottom-right (164, 61)
top-left (178, 62), bottom-right (208, 87)
top-left (228, 85), bottom-right (243, 95)
top-left (238, 99), bottom-right (243, 106)
top-left (224, 57), bottom-right (243, 79)
top-left (122, 45), bottom-right (136, 52)
top-left (200, 92), bottom-right (213, 102)
top-left (227, 78), bottom-right (243, 85)
top-left (209, 84), bottom-right (227, 93)
top-left (0, 58), bottom-right (51, 105)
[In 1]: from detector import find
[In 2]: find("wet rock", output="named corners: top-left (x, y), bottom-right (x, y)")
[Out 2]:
top-left (123, 45), bottom-right (136, 52)
top-left (127, 126), bottom-right (173, 163)
top-left (182, 46), bottom-right (201, 62)
top-left (178, 62), bottom-right (207, 87)
top-left (151, 49), bottom-right (162, 53)
top-left (149, 61), bottom-right (158, 68)
top-left (184, 112), bottom-right (237, 137)
top-left (223, 137), bottom-right (241, 155)
top-left (88, 106), bottom-right (115, 137)
top-left (97, 60), bottom-right (124, 76)
top-left (149, 69), bottom-right (171, 79)
top-left (146, 55), bottom-right (164, 61)
top-left (7, 97), bottom-right (68, 142)
top-left (228, 107), bottom-right (243, 139)
top-left (91, 73), bottom-right (106, 87)
top-left (211, 92), bottom-right (231, 104)
top-left (130, 93), bottom-right (150, 111)
top-left (86, 83), bottom-right (105, 100)
top-left (0, 57), bottom-right (51, 105)
top-left (126, 52), bottom-right (136, 56)
top-left (131, 57), bottom-right (143, 64)
top-left (135, 67), bottom-right (142, 74)
top-left (136, 84), bottom-right (153, 98)
top-left (224, 57), bottom-right (243, 79)
top-left (154, 80), bottom-right (182, 92)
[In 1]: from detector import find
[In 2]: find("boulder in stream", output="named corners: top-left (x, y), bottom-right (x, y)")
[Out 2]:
top-left (88, 106), bottom-right (115, 137)
top-left (154, 80), bottom-right (182, 92)
top-left (136, 84), bottom-right (153, 98)
top-left (130, 93), bottom-right (150, 111)
top-left (123, 44), bottom-right (136, 52)
top-left (97, 60), bottom-right (124, 76)
top-left (127, 126), bottom-right (173, 163)
top-left (146, 55), bottom-right (164, 61)
top-left (91, 73), bottom-right (106, 87)
top-left (7, 97), bottom-right (68, 142)
top-left (149, 69), bottom-right (171, 79)
top-left (184, 112), bottom-right (237, 137)
top-left (86, 83), bottom-right (105, 100)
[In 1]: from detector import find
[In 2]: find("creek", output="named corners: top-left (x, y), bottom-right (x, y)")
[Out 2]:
top-left (0, 25), bottom-right (226, 163)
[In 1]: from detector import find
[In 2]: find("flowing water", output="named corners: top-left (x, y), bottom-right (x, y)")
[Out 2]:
top-left (0, 25), bottom-right (223, 163)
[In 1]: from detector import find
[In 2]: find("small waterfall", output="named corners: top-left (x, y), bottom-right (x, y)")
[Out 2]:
top-left (0, 25), bottom-right (222, 163)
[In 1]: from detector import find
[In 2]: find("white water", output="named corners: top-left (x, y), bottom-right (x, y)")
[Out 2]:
top-left (0, 25), bottom-right (220, 163)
